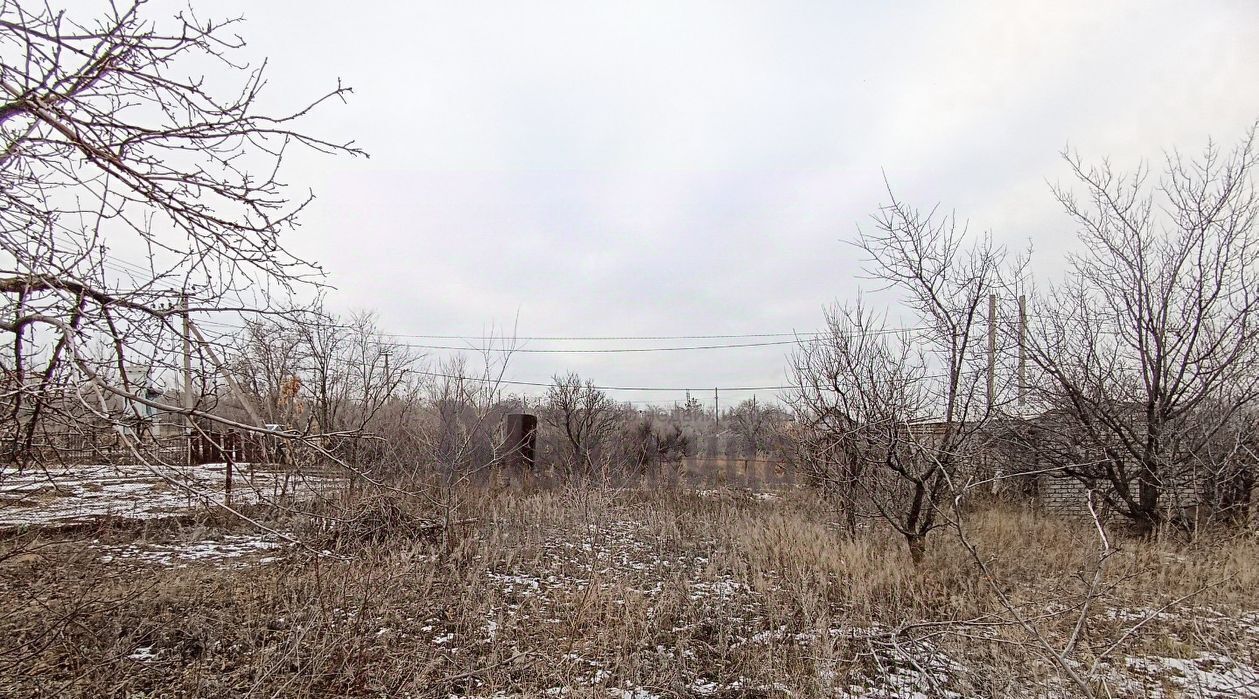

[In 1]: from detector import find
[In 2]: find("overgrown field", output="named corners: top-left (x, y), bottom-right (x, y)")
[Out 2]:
top-left (1, 486), bottom-right (1256, 697)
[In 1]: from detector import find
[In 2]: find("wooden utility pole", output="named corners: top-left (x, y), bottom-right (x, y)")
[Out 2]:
top-left (987, 294), bottom-right (997, 409)
top-left (714, 387), bottom-right (719, 431)
top-left (181, 293), bottom-right (194, 463)
top-left (187, 318), bottom-right (266, 496)
top-left (1018, 294), bottom-right (1027, 409)
top-left (187, 321), bottom-right (265, 428)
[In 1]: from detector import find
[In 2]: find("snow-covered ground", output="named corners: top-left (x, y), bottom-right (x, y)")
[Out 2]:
top-left (94, 532), bottom-right (288, 568)
top-left (433, 517), bottom-right (1259, 698)
top-left (1111, 652), bottom-right (1259, 698)
top-left (9, 486), bottom-right (1255, 697)
top-left (0, 462), bottom-right (341, 527)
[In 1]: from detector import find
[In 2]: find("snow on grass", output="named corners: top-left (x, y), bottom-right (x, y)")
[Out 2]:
top-left (607, 688), bottom-right (661, 699)
top-left (432, 631), bottom-right (455, 645)
top-left (0, 462), bottom-right (341, 527)
top-left (487, 572), bottom-right (543, 594)
top-left (128, 646), bottom-right (158, 662)
top-left (1106, 606), bottom-right (1177, 623)
top-left (462, 516), bottom-right (974, 698)
top-left (688, 578), bottom-right (746, 600)
top-left (95, 533), bottom-right (287, 567)
top-left (588, 668), bottom-right (611, 685)
top-left (1113, 652), bottom-right (1259, 698)
top-left (688, 679), bottom-right (719, 696)
top-left (55, 504), bottom-right (1257, 699)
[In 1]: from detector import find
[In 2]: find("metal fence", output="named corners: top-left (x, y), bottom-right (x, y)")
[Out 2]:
top-left (5, 433), bottom-right (188, 466)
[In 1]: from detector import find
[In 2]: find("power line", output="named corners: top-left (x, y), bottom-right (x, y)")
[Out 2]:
top-left (39, 221), bottom-right (162, 278)
top-left (35, 221), bottom-right (267, 312)
top-left (24, 222), bottom-right (1009, 403)
top-left (408, 369), bottom-right (794, 393)
top-left (195, 317), bottom-right (931, 350)
top-left (190, 321), bottom-right (839, 340)
top-left (407, 368), bottom-right (958, 396)
top-left (375, 325), bottom-right (928, 343)
top-left (397, 332), bottom-right (818, 341)
top-left (384, 338), bottom-right (802, 353)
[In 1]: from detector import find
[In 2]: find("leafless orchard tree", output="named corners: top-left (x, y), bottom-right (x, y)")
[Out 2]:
top-left (298, 307), bottom-right (421, 458)
top-left (724, 397), bottom-right (786, 455)
top-left (1025, 123), bottom-right (1259, 534)
top-left (790, 302), bottom-right (927, 539)
top-left (789, 189), bottom-right (1009, 561)
top-left (0, 1), bottom-right (361, 469)
top-left (619, 415), bottom-right (689, 475)
top-left (543, 372), bottom-right (623, 480)
top-left (417, 347), bottom-right (519, 483)
top-left (406, 346), bottom-right (524, 545)
top-left (231, 316), bottom-right (309, 429)
top-left (786, 192), bottom-right (1138, 697)
top-left (227, 304), bottom-right (423, 465)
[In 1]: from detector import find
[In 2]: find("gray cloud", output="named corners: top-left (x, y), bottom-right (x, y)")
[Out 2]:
top-left (212, 0), bottom-right (1259, 406)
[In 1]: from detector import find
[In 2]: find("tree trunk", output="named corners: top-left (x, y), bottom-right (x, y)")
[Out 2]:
top-left (907, 533), bottom-right (926, 566)
top-left (1134, 461), bottom-right (1161, 536)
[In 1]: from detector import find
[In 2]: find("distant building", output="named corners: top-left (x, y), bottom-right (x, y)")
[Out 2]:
top-left (120, 364), bottom-right (174, 438)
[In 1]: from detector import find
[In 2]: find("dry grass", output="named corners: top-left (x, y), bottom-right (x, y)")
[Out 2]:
top-left (0, 485), bottom-right (1256, 697)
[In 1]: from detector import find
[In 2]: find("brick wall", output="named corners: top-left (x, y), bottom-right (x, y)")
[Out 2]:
top-left (1037, 471), bottom-right (1205, 519)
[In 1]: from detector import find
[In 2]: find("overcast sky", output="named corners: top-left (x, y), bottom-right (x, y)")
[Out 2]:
top-left (209, 0), bottom-right (1259, 408)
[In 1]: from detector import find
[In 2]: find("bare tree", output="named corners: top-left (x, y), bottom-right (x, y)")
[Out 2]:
top-left (232, 316), bottom-right (309, 428)
top-left (228, 304), bottom-right (422, 465)
top-left (416, 346), bottom-right (517, 483)
top-left (620, 415), bottom-right (689, 474)
top-left (0, 1), bottom-right (360, 466)
top-left (789, 189), bottom-right (1008, 561)
top-left (543, 372), bottom-right (622, 479)
top-left (790, 302), bottom-right (938, 554)
top-left (724, 397), bottom-right (786, 454)
top-left (1025, 123), bottom-right (1259, 534)
top-left (300, 309), bottom-right (419, 439)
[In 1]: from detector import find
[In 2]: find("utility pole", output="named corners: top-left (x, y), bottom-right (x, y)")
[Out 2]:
top-left (187, 321), bottom-right (265, 428)
top-left (987, 293), bottom-right (997, 409)
top-left (714, 387), bottom-right (719, 431)
top-left (181, 292), bottom-right (194, 463)
top-left (1018, 294), bottom-right (1027, 410)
